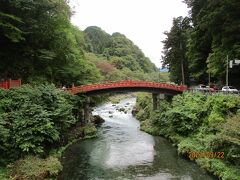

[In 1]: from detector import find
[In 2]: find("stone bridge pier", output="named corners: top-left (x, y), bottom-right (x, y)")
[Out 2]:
top-left (152, 93), bottom-right (166, 110)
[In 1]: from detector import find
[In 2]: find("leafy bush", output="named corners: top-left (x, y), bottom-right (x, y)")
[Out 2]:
top-left (196, 158), bottom-right (240, 180)
top-left (212, 115), bottom-right (240, 166)
top-left (0, 84), bottom-right (85, 164)
top-left (205, 94), bottom-right (240, 126)
top-left (135, 93), bottom-right (153, 122)
top-left (135, 92), bottom-right (240, 179)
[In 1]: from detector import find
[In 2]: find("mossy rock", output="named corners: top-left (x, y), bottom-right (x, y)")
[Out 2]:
top-left (92, 115), bottom-right (105, 124)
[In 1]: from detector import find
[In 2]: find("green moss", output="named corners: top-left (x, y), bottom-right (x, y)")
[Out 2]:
top-left (82, 123), bottom-right (97, 139)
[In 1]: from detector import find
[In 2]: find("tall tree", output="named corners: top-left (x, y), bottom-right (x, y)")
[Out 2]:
top-left (0, 0), bottom-right (101, 84)
top-left (162, 16), bottom-right (191, 84)
top-left (185, 0), bottom-right (240, 85)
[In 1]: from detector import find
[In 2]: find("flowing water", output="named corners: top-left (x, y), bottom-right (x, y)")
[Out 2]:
top-left (59, 97), bottom-right (216, 180)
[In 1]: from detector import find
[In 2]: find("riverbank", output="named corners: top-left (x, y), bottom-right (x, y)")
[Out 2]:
top-left (134, 92), bottom-right (240, 180)
top-left (0, 123), bottom-right (98, 180)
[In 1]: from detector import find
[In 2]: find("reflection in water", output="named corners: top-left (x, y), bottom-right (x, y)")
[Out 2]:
top-left (59, 97), bottom-right (216, 180)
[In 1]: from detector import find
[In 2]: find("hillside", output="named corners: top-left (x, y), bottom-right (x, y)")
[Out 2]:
top-left (84, 26), bottom-right (157, 79)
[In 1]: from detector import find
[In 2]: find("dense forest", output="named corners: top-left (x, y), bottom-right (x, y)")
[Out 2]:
top-left (83, 26), bottom-right (163, 82)
top-left (0, 0), bottom-right (163, 86)
top-left (162, 0), bottom-right (240, 86)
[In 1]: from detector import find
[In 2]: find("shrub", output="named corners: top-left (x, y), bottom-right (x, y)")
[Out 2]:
top-left (10, 156), bottom-right (62, 179)
top-left (0, 84), bottom-right (84, 164)
top-left (135, 92), bottom-right (240, 179)
top-left (152, 93), bottom-right (208, 136)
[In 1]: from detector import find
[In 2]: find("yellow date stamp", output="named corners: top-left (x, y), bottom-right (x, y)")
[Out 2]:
top-left (188, 151), bottom-right (224, 159)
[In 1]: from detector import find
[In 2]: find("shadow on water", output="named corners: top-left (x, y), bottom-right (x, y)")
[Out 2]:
top-left (58, 97), bottom-right (217, 180)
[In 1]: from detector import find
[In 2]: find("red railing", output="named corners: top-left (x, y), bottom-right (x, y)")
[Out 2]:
top-left (68, 80), bottom-right (187, 94)
top-left (0, 79), bottom-right (21, 89)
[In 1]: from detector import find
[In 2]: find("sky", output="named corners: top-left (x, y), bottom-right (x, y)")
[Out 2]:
top-left (70, 0), bottom-right (189, 68)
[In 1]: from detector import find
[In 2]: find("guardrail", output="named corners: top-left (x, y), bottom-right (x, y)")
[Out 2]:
top-left (0, 79), bottom-right (21, 89)
top-left (188, 89), bottom-right (240, 95)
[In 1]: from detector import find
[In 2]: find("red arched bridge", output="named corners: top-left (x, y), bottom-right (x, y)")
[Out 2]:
top-left (0, 79), bottom-right (187, 122)
top-left (68, 80), bottom-right (187, 96)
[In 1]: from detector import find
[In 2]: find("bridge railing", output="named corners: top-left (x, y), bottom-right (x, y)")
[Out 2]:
top-left (68, 80), bottom-right (187, 94)
top-left (0, 79), bottom-right (21, 89)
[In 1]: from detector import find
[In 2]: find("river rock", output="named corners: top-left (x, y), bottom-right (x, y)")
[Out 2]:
top-left (92, 115), bottom-right (105, 124)
top-left (118, 107), bottom-right (125, 112)
top-left (131, 108), bottom-right (139, 116)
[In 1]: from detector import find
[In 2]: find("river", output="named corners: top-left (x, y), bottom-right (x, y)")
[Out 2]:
top-left (59, 97), bottom-right (216, 180)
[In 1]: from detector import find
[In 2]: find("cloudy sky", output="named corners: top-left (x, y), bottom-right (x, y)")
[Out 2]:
top-left (71, 0), bottom-right (189, 68)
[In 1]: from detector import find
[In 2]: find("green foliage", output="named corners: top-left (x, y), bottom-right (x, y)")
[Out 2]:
top-left (196, 158), bottom-right (240, 180)
top-left (163, 1), bottom-right (240, 84)
top-left (135, 92), bottom-right (240, 179)
top-left (84, 26), bottom-right (112, 54)
top-left (213, 115), bottom-right (240, 166)
top-left (134, 93), bottom-right (152, 122)
top-left (0, 84), bottom-right (84, 165)
top-left (0, 12), bottom-right (24, 42)
top-left (0, 1), bottom-right (159, 84)
top-left (0, 166), bottom-right (9, 180)
top-left (10, 156), bottom-right (62, 179)
top-left (0, 0), bottom-right (101, 85)
top-left (162, 16), bottom-right (191, 84)
top-left (204, 93), bottom-right (240, 127)
top-left (151, 93), bottom-right (208, 136)
top-left (84, 26), bottom-right (158, 81)
top-left (146, 93), bottom-right (240, 137)
top-left (184, 0), bottom-right (240, 84)
top-left (81, 123), bottom-right (97, 139)
top-left (86, 53), bottom-right (163, 82)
